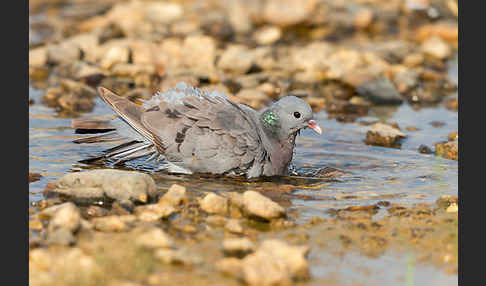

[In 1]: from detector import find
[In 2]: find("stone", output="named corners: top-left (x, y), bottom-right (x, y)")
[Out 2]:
top-left (155, 248), bottom-right (203, 266)
top-left (217, 45), bottom-right (255, 75)
top-left (46, 228), bottom-right (76, 246)
top-left (365, 123), bottom-right (407, 148)
top-left (356, 77), bottom-right (403, 105)
top-left (39, 202), bottom-right (81, 233)
top-left (263, 0), bottom-right (317, 27)
top-left (158, 184), bottom-right (187, 207)
top-left (92, 215), bottom-right (137, 232)
top-left (222, 238), bottom-right (255, 258)
top-left (100, 45), bottom-right (130, 70)
top-left (254, 26), bottom-right (281, 45)
top-left (422, 36), bottom-right (452, 60)
top-left (29, 47), bottom-right (47, 68)
top-left (136, 228), bottom-right (174, 249)
top-left (134, 203), bottom-right (176, 221)
top-left (418, 145), bottom-right (433, 154)
top-left (435, 139), bottom-right (458, 160)
top-left (143, 2), bottom-right (183, 24)
top-left (47, 42), bottom-right (82, 65)
top-left (49, 169), bottom-right (156, 203)
top-left (199, 193), bottom-right (228, 215)
top-left (242, 191), bottom-right (285, 220)
top-left (110, 63), bottom-right (155, 77)
top-left (225, 219), bottom-right (244, 234)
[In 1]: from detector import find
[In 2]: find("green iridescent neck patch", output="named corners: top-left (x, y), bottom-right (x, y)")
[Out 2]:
top-left (262, 110), bottom-right (280, 130)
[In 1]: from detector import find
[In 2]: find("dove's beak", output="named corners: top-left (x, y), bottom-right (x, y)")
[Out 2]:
top-left (307, 120), bottom-right (322, 135)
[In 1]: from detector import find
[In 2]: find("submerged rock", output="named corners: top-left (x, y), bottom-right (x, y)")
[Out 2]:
top-left (242, 191), bottom-right (285, 220)
top-left (134, 203), bottom-right (176, 222)
top-left (48, 169), bottom-right (156, 204)
top-left (365, 123), bottom-right (407, 148)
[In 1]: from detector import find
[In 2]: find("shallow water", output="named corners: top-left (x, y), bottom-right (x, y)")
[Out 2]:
top-left (28, 58), bottom-right (458, 285)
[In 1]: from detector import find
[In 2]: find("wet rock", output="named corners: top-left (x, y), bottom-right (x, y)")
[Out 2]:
top-left (136, 228), bottom-right (174, 249)
top-left (242, 191), bottom-right (285, 220)
top-left (217, 45), bottom-right (255, 75)
top-left (110, 63), bottom-right (155, 77)
top-left (92, 215), bottom-right (137, 232)
top-left (29, 248), bottom-right (99, 285)
top-left (418, 145), bottom-right (433, 154)
top-left (392, 68), bottom-right (419, 94)
top-left (29, 173), bottom-right (42, 183)
top-left (430, 121), bottom-right (446, 128)
top-left (199, 193), bottom-right (228, 215)
top-left (365, 122), bottom-right (407, 148)
top-left (46, 228), bottom-right (76, 246)
top-left (421, 36), bottom-right (452, 60)
top-left (64, 61), bottom-right (107, 82)
top-left (134, 203), bottom-right (176, 222)
top-left (435, 138), bottom-right (458, 160)
top-left (47, 42), bottom-right (82, 65)
top-left (406, 126), bottom-right (420, 132)
top-left (155, 248), bottom-right (203, 266)
top-left (263, 0), bottom-right (317, 27)
top-left (446, 203), bottom-right (458, 213)
top-left (143, 2), bottom-right (183, 24)
top-left (354, 9), bottom-right (374, 29)
top-left (445, 97), bottom-right (458, 112)
top-left (58, 93), bottom-right (95, 112)
top-left (448, 131), bottom-right (458, 141)
top-left (181, 35), bottom-right (217, 76)
top-left (48, 169), bottom-right (156, 203)
top-left (100, 45), bottom-right (130, 70)
top-left (222, 238), bottom-right (255, 258)
top-left (355, 77), bottom-right (403, 105)
top-left (39, 202), bottom-right (81, 233)
top-left (225, 219), bottom-right (244, 234)
top-left (84, 206), bottom-right (109, 218)
top-left (254, 26), bottom-right (281, 45)
top-left (216, 257), bottom-right (243, 276)
top-left (158, 184), bottom-right (187, 207)
top-left (60, 79), bottom-right (97, 98)
top-left (436, 195), bottom-right (458, 209)
top-left (225, 239), bottom-right (310, 286)
top-left (29, 47), bottom-right (47, 68)
top-left (206, 215), bottom-right (228, 226)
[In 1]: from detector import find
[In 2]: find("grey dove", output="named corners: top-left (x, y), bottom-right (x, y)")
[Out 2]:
top-left (72, 82), bottom-right (322, 178)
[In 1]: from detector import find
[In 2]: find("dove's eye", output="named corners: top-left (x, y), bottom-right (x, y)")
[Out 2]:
top-left (293, 112), bottom-right (301, 119)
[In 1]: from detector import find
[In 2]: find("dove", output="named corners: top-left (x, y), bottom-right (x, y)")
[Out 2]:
top-left (72, 82), bottom-right (322, 178)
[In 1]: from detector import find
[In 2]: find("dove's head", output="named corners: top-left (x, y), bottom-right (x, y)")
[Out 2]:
top-left (261, 96), bottom-right (322, 141)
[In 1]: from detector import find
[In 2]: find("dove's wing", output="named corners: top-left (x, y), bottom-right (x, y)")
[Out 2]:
top-left (140, 87), bottom-right (265, 176)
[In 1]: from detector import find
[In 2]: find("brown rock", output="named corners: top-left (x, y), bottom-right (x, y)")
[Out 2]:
top-left (92, 215), bottom-right (136, 232)
top-left (136, 228), bottom-right (174, 249)
top-left (158, 184), bottom-right (187, 207)
top-left (199, 193), bottom-right (228, 215)
top-left (242, 191), bottom-right (285, 220)
top-left (365, 123), bottom-right (407, 148)
top-left (435, 139), bottom-right (458, 160)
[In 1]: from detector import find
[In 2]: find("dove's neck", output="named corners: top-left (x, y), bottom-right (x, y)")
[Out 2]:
top-left (258, 109), bottom-right (296, 175)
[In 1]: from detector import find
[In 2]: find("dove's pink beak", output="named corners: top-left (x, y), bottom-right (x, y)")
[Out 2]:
top-left (307, 120), bottom-right (322, 135)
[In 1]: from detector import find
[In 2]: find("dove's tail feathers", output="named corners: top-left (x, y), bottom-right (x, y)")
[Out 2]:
top-left (97, 87), bottom-right (156, 144)
top-left (78, 140), bottom-right (159, 165)
top-left (73, 133), bottom-right (123, 144)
